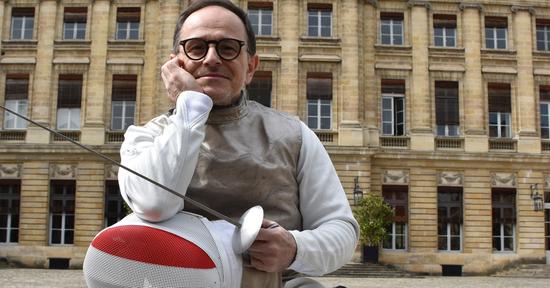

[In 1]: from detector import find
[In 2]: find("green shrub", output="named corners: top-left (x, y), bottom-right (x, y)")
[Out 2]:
top-left (354, 194), bottom-right (394, 246)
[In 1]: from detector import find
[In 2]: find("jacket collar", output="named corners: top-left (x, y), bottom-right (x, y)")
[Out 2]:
top-left (207, 91), bottom-right (249, 124)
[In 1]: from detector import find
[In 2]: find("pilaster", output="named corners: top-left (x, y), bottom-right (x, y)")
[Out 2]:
top-left (512, 6), bottom-right (539, 153)
top-left (409, 2), bottom-right (433, 151)
top-left (364, 2), bottom-right (378, 147)
top-left (140, 0), bottom-right (160, 124)
top-left (461, 3), bottom-right (488, 152)
top-left (0, 0), bottom-right (4, 53)
top-left (338, 0), bottom-right (362, 146)
top-left (81, 0), bottom-right (111, 145)
top-left (27, 0), bottom-right (58, 144)
top-left (279, 0), bottom-right (299, 115)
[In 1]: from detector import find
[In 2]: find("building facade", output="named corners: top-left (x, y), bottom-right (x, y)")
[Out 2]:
top-left (0, 0), bottom-right (549, 275)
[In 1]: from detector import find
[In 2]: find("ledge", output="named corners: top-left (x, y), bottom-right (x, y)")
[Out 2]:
top-left (374, 44), bottom-right (412, 51)
top-left (375, 62), bottom-right (412, 70)
top-left (256, 35), bottom-right (280, 42)
top-left (429, 63), bottom-right (465, 72)
top-left (299, 36), bottom-right (341, 44)
top-left (299, 54), bottom-right (341, 62)
top-left (428, 46), bottom-right (465, 53)
top-left (107, 58), bottom-right (144, 65)
top-left (481, 48), bottom-right (517, 56)
top-left (53, 57), bottom-right (90, 64)
top-left (534, 68), bottom-right (550, 76)
top-left (54, 40), bottom-right (91, 45)
top-left (259, 53), bottom-right (280, 61)
top-left (0, 57), bottom-right (36, 64)
top-left (481, 66), bottom-right (517, 74)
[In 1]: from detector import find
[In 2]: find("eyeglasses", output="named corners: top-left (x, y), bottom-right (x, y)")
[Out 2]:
top-left (179, 38), bottom-right (246, 61)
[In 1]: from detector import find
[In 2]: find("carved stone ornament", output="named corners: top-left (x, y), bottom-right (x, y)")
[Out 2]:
top-left (438, 171), bottom-right (463, 186)
top-left (105, 165), bottom-right (119, 180)
top-left (510, 6), bottom-right (536, 14)
top-left (491, 172), bottom-right (516, 188)
top-left (544, 175), bottom-right (550, 190)
top-left (0, 164), bottom-right (21, 179)
top-left (50, 164), bottom-right (77, 179)
top-left (459, 2), bottom-right (484, 12)
top-left (407, 0), bottom-right (431, 9)
top-left (382, 170), bottom-right (409, 185)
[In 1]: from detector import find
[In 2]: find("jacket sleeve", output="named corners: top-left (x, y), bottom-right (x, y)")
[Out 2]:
top-left (118, 91), bottom-right (212, 222)
top-left (287, 122), bottom-right (359, 276)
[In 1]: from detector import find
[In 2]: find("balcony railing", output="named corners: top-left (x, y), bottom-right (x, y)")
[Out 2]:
top-left (52, 131), bottom-right (80, 142)
top-left (542, 140), bottom-right (550, 152)
top-left (0, 130), bottom-right (26, 142)
top-left (314, 131), bottom-right (337, 144)
top-left (105, 131), bottom-right (125, 143)
top-left (435, 137), bottom-right (464, 150)
top-left (380, 136), bottom-right (410, 148)
top-left (489, 138), bottom-right (517, 151)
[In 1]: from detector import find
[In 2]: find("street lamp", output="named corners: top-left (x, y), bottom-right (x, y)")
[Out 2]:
top-left (530, 184), bottom-right (544, 212)
top-left (353, 176), bottom-right (363, 205)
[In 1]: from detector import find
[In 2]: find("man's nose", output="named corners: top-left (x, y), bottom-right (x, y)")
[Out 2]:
top-left (203, 44), bottom-right (222, 65)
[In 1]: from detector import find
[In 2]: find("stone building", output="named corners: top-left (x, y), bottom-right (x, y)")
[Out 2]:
top-left (0, 0), bottom-right (549, 275)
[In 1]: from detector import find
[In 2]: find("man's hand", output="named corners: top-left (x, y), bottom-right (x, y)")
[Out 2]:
top-left (160, 55), bottom-right (203, 103)
top-left (248, 219), bottom-right (297, 273)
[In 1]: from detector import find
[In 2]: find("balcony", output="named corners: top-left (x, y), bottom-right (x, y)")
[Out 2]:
top-left (435, 137), bottom-right (464, 150)
top-left (380, 136), bottom-right (410, 149)
top-left (0, 130), bottom-right (26, 142)
top-left (489, 138), bottom-right (517, 152)
top-left (105, 131), bottom-right (125, 143)
top-left (314, 131), bottom-right (337, 144)
top-left (52, 131), bottom-right (80, 142)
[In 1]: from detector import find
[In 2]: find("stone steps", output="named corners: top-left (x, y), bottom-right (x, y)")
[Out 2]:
top-left (325, 263), bottom-right (421, 278)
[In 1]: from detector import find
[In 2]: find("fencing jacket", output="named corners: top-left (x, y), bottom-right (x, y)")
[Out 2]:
top-left (119, 91), bottom-right (359, 287)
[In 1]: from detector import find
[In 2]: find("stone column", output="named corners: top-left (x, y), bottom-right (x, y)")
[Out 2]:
top-left (154, 0), bottom-right (180, 115)
top-left (0, 1), bottom-right (5, 53)
top-left (278, 0), bottom-right (299, 115)
top-left (512, 6), bottom-right (539, 153)
top-left (81, 0), bottom-right (110, 145)
top-left (338, 0), bottom-right (362, 146)
top-left (140, 0), bottom-right (160, 124)
top-left (26, 0), bottom-right (57, 144)
top-left (364, 1), bottom-right (378, 147)
top-left (408, 1), bottom-right (433, 151)
top-left (460, 3), bottom-right (487, 152)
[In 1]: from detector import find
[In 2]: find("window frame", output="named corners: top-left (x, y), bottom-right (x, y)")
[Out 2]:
top-left (433, 14), bottom-right (456, 48)
top-left (485, 17), bottom-right (508, 50)
top-left (307, 7), bottom-right (332, 37)
top-left (0, 180), bottom-right (20, 244)
top-left (306, 73), bottom-right (332, 130)
top-left (104, 180), bottom-right (125, 227)
top-left (435, 81), bottom-right (459, 137)
top-left (49, 180), bottom-right (75, 245)
top-left (382, 185), bottom-right (408, 251)
top-left (491, 189), bottom-right (516, 253)
top-left (381, 80), bottom-right (406, 136)
top-left (116, 7), bottom-right (140, 40)
top-left (3, 75), bottom-right (29, 130)
top-left (246, 71), bottom-right (272, 107)
top-left (437, 187), bottom-right (463, 252)
top-left (380, 13), bottom-right (404, 46)
top-left (56, 75), bottom-right (83, 131)
top-left (248, 6), bottom-right (273, 36)
top-left (10, 8), bottom-right (34, 40)
top-left (63, 7), bottom-right (87, 40)
top-left (536, 19), bottom-right (550, 51)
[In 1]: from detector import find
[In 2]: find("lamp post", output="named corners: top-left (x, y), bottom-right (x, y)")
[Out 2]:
top-left (353, 176), bottom-right (363, 205)
top-left (530, 184), bottom-right (544, 212)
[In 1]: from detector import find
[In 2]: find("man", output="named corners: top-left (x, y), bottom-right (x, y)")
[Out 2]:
top-left (118, 0), bottom-right (359, 287)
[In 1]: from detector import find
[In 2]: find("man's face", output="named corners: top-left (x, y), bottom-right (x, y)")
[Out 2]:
top-left (175, 6), bottom-right (259, 106)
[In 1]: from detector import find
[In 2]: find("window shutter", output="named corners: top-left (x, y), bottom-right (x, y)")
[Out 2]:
top-left (12, 8), bottom-right (34, 17)
top-left (381, 12), bottom-right (404, 21)
top-left (64, 7), bottom-right (87, 23)
top-left (383, 185), bottom-right (408, 222)
top-left (117, 7), bottom-right (140, 22)
top-left (435, 81), bottom-right (459, 125)
top-left (381, 79), bottom-right (405, 94)
top-left (57, 75), bottom-right (83, 108)
top-left (486, 16), bottom-right (507, 28)
top-left (112, 75), bottom-right (137, 101)
top-left (307, 73), bottom-right (332, 100)
top-left (540, 85), bottom-right (550, 102)
top-left (5, 75), bottom-right (29, 100)
top-left (488, 83), bottom-right (511, 113)
top-left (433, 14), bottom-right (456, 28)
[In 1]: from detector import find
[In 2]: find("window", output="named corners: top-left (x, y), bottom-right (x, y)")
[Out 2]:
top-left (57, 75), bottom-right (82, 131)
top-left (116, 7), bottom-right (140, 40)
top-left (541, 86), bottom-right (550, 140)
top-left (49, 180), bottom-right (75, 245)
top-left (380, 13), bottom-right (403, 45)
top-left (381, 80), bottom-right (405, 136)
top-left (105, 181), bottom-right (125, 227)
top-left (248, 3), bottom-right (272, 36)
top-left (63, 7), bottom-right (87, 40)
top-left (485, 17), bottom-right (507, 50)
top-left (0, 180), bottom-right (20, 244)
top-left (545, 191), bottom-right (549, 251)
top-left (307, 73), bottom-right (332, 130)
top-left (488, 83), bottom-right (511, 138)
top-left (383, 185), bottom-right (408, 250)
top-left (537, 20), bottom-right (550, 51)
top-left (307, 4), bottom-right (331, 37)
top-left (10, 8), bottom-right (34, 40)
top-left (433, 14), bottom-right (456, 47)
top-left (111, 75), bottom-right (136, 131)
top-left (3, 75), bottom-right (29, 130)
top-left (435, 81), bottom-right (459, 136)
top-left (492, 189), bottom-right (516, 252)
top-left (438, 187), bottom-right (463, 251)
top-left (247, 71), bottom-right (272, 107)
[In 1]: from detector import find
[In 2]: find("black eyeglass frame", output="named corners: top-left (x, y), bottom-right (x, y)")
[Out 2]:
top-left (179, 38), bottom-right (248, 61)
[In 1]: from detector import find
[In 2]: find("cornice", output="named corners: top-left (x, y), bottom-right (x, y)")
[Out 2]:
top-left (459, 2), bottom-right (484, 12)
top-left (407, 0), bottom-right (431, 10)
top-left (365, 0), bottom-right (378, 8)
top-left (511, 5), bottom-right (536, 15)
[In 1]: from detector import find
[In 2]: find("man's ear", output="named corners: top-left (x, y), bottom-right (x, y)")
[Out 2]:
top-left (245, 54), bottom-right (260, 85)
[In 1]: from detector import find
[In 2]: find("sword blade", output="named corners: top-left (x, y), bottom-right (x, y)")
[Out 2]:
top-left (0, 104), bottom-right (241, 227)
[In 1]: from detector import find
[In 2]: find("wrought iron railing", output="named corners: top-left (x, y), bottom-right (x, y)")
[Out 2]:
top-left (314, 131), bottom-right (337, 144)
top-left (52, 131), bottom-right (80, 142)
top-left (379, 136), bottom-right (410, 148)
top-left (0, 130), bottom-right (26, 142)
top-left (542, 140), bottom-right (550, 152)
top-left (435, 137), bottom-right (464, 150)
top-left (489, 138), bottom-right (516, 151)
top-left (105, 131), bottom-right (125, 143)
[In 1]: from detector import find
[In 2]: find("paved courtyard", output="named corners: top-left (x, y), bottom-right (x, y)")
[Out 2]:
top-left (0, 268), bottom-right (549, 288)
